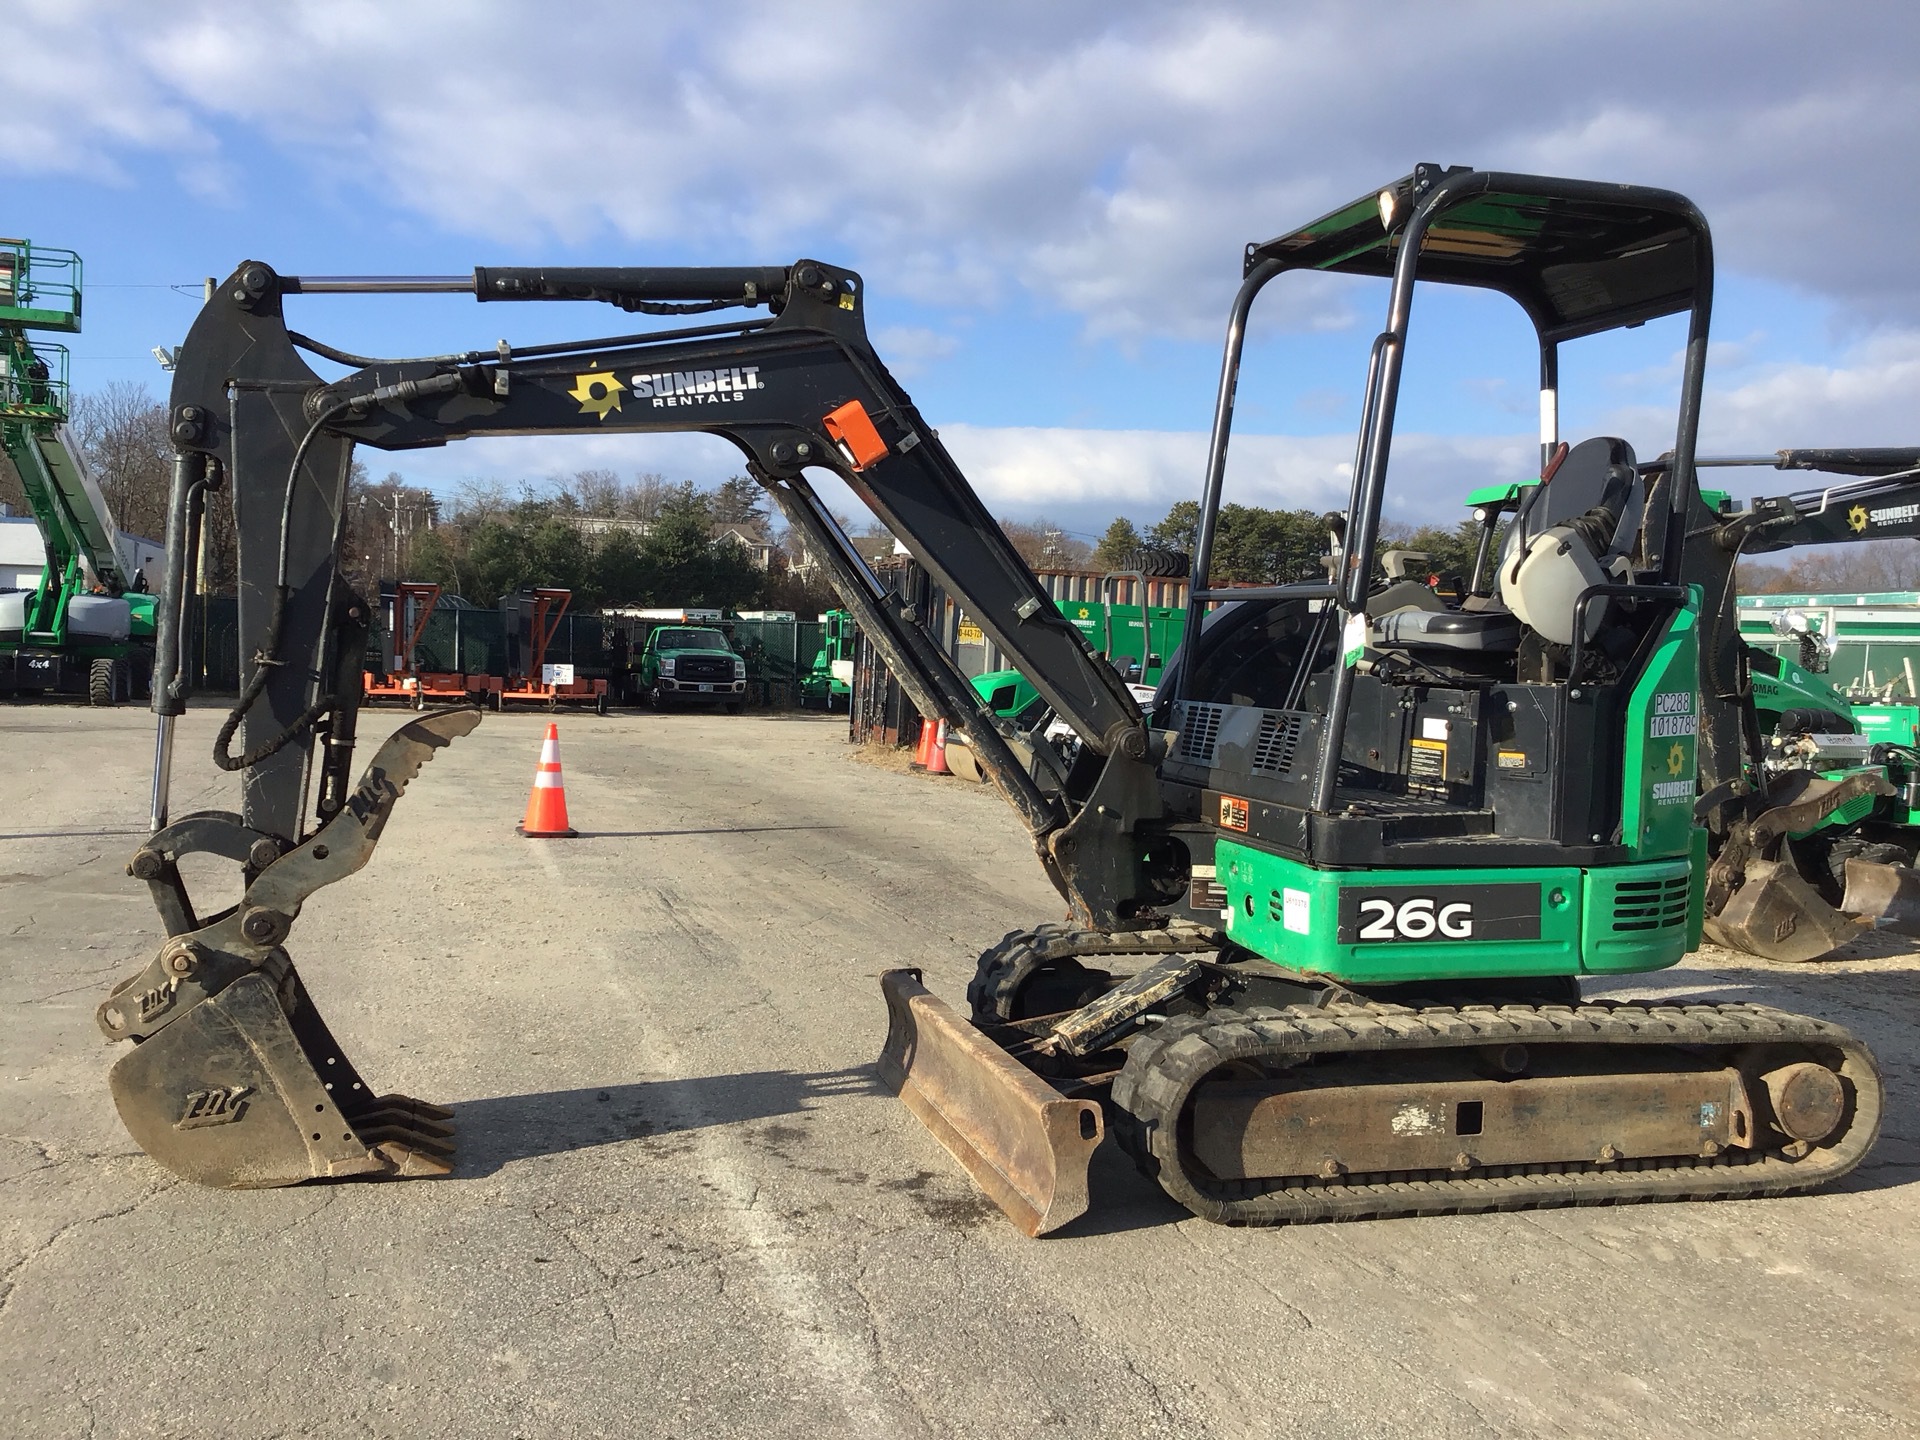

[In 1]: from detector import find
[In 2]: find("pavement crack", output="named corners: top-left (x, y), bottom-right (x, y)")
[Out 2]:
top-left (0, 1179), bottom-right (180, 1318)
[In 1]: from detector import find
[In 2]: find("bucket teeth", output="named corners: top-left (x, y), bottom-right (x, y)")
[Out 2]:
top-left (356, 1098), bottom-right (459, 1177)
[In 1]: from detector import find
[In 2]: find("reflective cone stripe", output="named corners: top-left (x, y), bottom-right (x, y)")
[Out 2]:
top-left (520, 722), bottom-right (577, 837)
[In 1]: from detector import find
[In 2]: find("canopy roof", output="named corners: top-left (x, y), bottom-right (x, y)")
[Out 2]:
top-left (1246, 166), bottom-right (1708, 342)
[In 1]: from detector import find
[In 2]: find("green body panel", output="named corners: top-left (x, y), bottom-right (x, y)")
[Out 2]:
top-left (1214, 842), bottom-right (1693, 983)
top-left (971, 669), bottom-right (1048, 727)
top-left (1620, 595), bottom-right (1702, 861)
top-left (1855, 703), bottom-right (1920, 746)
top-left (1747, 649), bottom-right (1853, 725)
top-left (1211, 597), bottom-right (1705, 985)
top-left (1051, 599), bottom-right (1183, 683)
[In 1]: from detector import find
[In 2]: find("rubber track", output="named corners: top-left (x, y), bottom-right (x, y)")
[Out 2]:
top-left (967, 923), bottom-right (1223, 1023)
top-left (1109, 999), bottom-right (1884, 1225)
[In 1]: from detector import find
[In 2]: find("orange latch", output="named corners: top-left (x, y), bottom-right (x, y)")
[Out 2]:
top-left (822, 399), bottom-right (889, 471)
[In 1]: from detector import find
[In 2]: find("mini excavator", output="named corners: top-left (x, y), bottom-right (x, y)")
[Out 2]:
top-left (103, 166), bottom-right (1882, 1231)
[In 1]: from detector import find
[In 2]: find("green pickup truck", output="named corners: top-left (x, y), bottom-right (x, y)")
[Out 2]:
top-left (633, 623), bottom-right (748, 711)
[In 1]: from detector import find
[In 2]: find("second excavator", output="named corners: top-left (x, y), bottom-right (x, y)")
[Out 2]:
top-left (100, 165), bottom-right (1882, 1233)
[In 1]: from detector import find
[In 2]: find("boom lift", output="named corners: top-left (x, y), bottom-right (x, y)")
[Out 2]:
top-left (0, 239), bottom-right (156, 702)
top-left (102, 167), bottom-right (1881, 1233)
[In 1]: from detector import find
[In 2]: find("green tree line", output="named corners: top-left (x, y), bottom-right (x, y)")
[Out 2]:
top-left (1091, 503), bottom-right (1487, 585)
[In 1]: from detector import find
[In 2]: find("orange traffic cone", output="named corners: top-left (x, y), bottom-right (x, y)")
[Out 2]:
top-left (519, 722), bottom-right (578, 838)
top-left (927, 719), bottom-right (950, 775)
top-left (912, 714), bottom-right (936, 769)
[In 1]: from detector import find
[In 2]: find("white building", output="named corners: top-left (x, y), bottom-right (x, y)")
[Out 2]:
top-left (0, 513), bottom-right (165, 591)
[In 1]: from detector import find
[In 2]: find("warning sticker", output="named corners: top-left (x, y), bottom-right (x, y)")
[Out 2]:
top-left (1218, 795), bottom-right (1249, 832)
top-left (1497, 749), bottom-right (1528, 770)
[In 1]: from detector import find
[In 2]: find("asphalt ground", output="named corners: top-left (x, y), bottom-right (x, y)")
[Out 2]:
top-left (3, 702), bottom-right (1917, 1439)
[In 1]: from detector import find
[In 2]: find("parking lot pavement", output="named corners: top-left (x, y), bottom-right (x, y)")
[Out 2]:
top-left (3, 702), bottom-right (1917, 1438)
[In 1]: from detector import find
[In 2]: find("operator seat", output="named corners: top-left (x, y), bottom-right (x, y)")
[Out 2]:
top-left (1371, 437), bottom-right (1641, 653)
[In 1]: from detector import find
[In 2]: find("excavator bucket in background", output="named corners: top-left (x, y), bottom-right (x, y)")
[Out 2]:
top-left (877, 968), bottom-right (1103, 1237)
top-left (1841, 856), bottom-right (1920, 937)
top-left (1703, 858), bottom-right (1867, 963)
top-left (1702, 771), bottom-right (1893, 963)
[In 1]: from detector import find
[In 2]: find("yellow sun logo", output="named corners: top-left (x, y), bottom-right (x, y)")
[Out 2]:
top-left (1666, 741), bottom-right (1688, 776)
top-left (568, 371), bottom-right (625, 419)
top-left (1847, 504), bottom-right (1870, 534)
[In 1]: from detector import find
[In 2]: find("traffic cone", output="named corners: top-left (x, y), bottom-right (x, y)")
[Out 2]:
top-left (518, 722), bottom-right (578, 838)
top-left (912, 714), bottom-right (937, 769)
top-left (927, 719), bottom-right (950, 775)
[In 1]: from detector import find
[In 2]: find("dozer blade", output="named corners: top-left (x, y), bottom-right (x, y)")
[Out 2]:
top-left (1840, 856), bottom-right (1920, 936)
top-left (1703, 857), bottom-right (1866, 963)
top-left (877, 968), bottom-right (1102, 1237)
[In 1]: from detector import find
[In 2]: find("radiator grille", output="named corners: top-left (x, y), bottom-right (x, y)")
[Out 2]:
top-left (1252, 712), bottom-right (1306, 775)
top-left (1180, 703), bottom-right (1223, 765)
top-left (1610, 874), bottom-right (1692, 933)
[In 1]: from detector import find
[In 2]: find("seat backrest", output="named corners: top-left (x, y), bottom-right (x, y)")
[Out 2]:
top-left (1500, 437), bottom-right (1642, 570)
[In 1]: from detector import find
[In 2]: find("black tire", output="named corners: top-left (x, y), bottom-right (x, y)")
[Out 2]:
top-left (1121, 546), bottom-right (1190, 579)
top-left (725, 701), bottom-right (744, 715)
top-left (88, 657), bottom-right (121, 706)
top-left (488, 689), bottom-right (503, 712)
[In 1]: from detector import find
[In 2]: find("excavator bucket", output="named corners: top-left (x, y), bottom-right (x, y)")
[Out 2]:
top-left (107, 970), bottom-right (454, 1187)
top-left (1703, 857), bottom-right (1866, 963)
top-left (102, 710), bottom-right (476, 1187)
top-left (877, 968), bottom-right (1103, 1237)
top-left (1840, 856), bottom-right (1920, 937)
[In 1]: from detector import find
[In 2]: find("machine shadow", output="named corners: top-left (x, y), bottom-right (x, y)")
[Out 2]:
top-left (569, 824), bottom-right (842, 839)
top-left (448, 1066), bottom-right (883, 1177)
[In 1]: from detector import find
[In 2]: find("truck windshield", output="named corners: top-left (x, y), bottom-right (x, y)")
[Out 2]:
top-left (657, 628), bottom-right (730, 650)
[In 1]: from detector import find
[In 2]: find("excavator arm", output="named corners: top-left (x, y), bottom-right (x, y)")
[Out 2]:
top-left (111, 257), bottom-right (1180, 1214)
top-left (150, 258), bottom-right (1166, 913)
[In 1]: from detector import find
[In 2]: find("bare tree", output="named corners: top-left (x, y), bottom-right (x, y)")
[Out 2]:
top-left (625, 471), bottom-right (672, 521)
top-left (70, 381), bottom-right (172, 542)
top-left (999, 516), bottom-right (1091, 571)
top-left (569, 467), bottom-right (625, 516)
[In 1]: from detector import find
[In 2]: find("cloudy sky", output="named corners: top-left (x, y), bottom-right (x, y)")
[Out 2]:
top-left (10, 0), bottom-right (1918, 540)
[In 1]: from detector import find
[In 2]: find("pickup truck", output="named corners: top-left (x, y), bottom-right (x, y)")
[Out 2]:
top-left (634, 623), bottom-right (748, 711)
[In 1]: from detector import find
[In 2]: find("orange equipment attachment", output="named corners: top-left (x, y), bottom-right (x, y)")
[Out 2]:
top-left (362, 581), bottom-right (504, 709)
top-left (499, 587), bottom-right (609, 714)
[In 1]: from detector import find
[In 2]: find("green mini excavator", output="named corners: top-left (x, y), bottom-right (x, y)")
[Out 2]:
top-left (98, 167), bottom-right (1882, 1233)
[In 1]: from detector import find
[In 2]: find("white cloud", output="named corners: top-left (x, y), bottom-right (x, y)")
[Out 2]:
top-left (1596, 329), bottom-right (1920, 460)
top-left (9, 1), bottom-right (1920, 339)
top-left (870, 326), bottom-right (961, 378)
